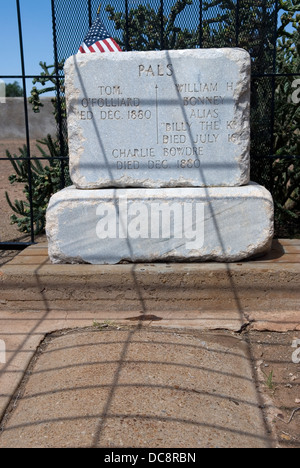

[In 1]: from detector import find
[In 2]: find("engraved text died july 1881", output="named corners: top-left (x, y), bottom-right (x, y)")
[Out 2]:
top-left (65, 49), bottom-right (251, 189)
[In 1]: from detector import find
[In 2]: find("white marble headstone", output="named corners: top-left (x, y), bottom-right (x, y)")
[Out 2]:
top-left (65, 48), bottom-right (251, 189)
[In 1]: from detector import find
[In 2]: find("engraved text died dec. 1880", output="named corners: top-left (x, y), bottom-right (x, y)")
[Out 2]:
top-left (65, 49), bottom-right (251, 189)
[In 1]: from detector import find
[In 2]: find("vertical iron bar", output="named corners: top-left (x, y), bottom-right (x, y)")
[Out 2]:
top-left (160, 0), bottom-right (164, 50)
top-left (269, 0), bottom-right (279, 193)
top-left (16, 0), bottom-right (35, 243)
top-left (235, 0), bottom-right (240, 47)
top-left (199, 0), bottom-right (203, 48)
top-left (88, 0), bottom-right (93, 27)
top-left (125, 0), bottom-right (129, 51)
top-left (51, 0), bottom-right (66, 189)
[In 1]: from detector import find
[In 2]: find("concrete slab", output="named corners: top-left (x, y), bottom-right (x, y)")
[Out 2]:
top-left (0, 328), bottom-right (271, 448)
top-left (0, 309), bottom-right (96, 421)
top-left (0, 240), bottom-right (299, 333)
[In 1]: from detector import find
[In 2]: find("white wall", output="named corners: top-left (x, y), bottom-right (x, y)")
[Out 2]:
top-left (0, 97), bottom-right (57, 139)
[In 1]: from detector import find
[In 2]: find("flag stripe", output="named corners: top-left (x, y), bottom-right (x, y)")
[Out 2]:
top-left (82, 43), bottom-right (91, 54)
top-left (106, 38), bottom-right (122, 52)
top-left (103, 39), bottom-right (114, 52)
top-left (93, 44), bottom-right (102, 54)
top-left (96, 42), bottom-right (105, 53)
top-left (100, 40), bottom-right (111, 52)
top-left (110, 38), bottom-right (122, 51)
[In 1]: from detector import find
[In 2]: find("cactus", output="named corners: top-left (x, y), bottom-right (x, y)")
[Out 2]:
top-left (5, 136), bottom-right (71, 235)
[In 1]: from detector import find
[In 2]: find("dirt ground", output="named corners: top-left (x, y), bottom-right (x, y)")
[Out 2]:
top-left (249, 331), bottom-right (300, 448)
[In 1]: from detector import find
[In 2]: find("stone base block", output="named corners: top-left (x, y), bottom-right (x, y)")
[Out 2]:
top-left (46, 183), bottom-right (274, 264)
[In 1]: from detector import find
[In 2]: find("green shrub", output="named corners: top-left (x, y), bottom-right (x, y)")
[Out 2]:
top-left (5, 135), bottom-right (71, 235)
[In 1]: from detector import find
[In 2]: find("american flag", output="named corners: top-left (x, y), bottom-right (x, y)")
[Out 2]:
top-left (78, 17), bottom-right (122, 54)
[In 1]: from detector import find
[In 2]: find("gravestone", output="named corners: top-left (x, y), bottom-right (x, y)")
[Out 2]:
top-left (66, 49), bottom-right (250, 188)
top-left (46, 49), bottom-right (274, 265)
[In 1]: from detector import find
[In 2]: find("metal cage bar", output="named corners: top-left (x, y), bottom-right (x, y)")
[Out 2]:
top-left (16, 0), bottom-right (35, 245)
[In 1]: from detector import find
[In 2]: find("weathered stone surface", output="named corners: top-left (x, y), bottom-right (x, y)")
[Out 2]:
top-left (65, 48), bottom-right (251, 189)
top-left (0, 329), bottom-right (271, 448)
top-left (46, 183), bottom-right (273, 265)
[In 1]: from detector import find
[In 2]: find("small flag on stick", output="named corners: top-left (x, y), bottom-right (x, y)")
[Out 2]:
top-left (78, 15), bottom-right (122, 54)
